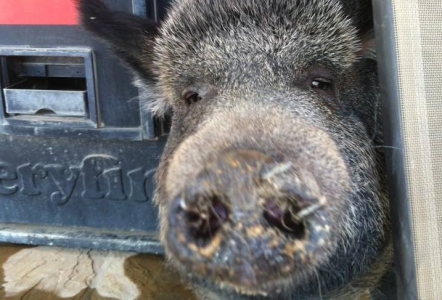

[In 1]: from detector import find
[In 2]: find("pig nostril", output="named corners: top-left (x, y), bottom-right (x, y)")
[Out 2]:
top-left (186, 210), bottom-right (202, 224)
top-left (263, 200), bottom-right (306, 239)
top-left (184, 196), bottom-right (229, 247)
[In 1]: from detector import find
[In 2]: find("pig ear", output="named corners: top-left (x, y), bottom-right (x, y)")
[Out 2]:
top-left (77, 0), bottom-right (159, 79)
top-left (358, 30), bottom-right (376, 60)
top-left (342, 1), bottom-right (377, 59)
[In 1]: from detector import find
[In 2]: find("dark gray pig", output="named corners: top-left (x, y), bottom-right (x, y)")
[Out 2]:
top-left (78, 0), bottom-right (392, 299)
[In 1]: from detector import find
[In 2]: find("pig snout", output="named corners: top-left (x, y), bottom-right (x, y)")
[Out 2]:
top-left (165, 144), bottom-right (350, 294)
top-left (78, 0), bottom-right (391, 297)
top-left (169, 150), bottom-right (317, 247)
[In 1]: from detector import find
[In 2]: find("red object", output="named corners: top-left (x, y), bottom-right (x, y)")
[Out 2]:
top-left (0, 0), bottom-right (79, 25)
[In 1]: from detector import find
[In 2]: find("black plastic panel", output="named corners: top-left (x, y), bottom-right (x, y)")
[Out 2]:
top-left (0, 0), bottom-right (171, 253)
top-left (0, 135), bottom-right (166, 231)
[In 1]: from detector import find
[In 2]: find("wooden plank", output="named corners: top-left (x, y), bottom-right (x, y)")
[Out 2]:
top-left (0, 244), bottom-right (196, 300)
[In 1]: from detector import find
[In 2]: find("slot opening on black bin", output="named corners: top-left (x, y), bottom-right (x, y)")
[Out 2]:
top-left (2, 56), bottom-right (88, 118)
top-left (1, 53), bottom-right (93, 120)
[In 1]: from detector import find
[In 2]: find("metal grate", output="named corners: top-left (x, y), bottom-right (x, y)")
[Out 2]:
top-left (392, 1), bottom-right (442, 299)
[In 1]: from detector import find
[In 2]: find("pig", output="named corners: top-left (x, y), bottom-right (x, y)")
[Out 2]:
top-left (78, 0), bottom-right (393, 299)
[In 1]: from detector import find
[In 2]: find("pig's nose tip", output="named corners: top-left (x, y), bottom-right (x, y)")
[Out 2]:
top-left (173, 194), bottom-right (229, 247)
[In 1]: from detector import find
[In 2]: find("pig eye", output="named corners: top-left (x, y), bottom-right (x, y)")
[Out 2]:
top-left (183, 90), bottom-right (202, 106)
top-left (311, 79), bottom-right (332, 91)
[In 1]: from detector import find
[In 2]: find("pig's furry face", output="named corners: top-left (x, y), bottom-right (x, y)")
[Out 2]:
top-left (79, 0), bottom-right (392, 299)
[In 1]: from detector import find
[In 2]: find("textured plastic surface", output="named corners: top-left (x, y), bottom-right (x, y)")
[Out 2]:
top-left (0, 0), bottom-right (172, 253)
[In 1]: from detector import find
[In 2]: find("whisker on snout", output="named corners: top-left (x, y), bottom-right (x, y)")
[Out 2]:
top-left (297, 197), bottom-right (327, 219)
top-left (179, 198), bottom-right (188, 210)
top-left (373, 145), bottom-right (404, 152)
top-left (297, 203), bottom-right (325, 219)
top-left (261, 162), bottom-right (293, 180)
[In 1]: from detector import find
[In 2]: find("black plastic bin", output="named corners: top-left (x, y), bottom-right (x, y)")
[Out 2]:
top-left (0, 0), bottom-right (171, 254)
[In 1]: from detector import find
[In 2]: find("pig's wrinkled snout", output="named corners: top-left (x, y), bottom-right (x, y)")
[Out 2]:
top-left (166, 149), bottom-right (338, 293)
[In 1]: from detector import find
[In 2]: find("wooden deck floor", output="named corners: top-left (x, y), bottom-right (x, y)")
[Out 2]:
top-left (0, 244), bottom-right (196, 300)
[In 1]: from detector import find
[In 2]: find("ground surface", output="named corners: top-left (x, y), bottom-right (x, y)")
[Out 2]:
top-left (0, 244), bottom-right (397, 300)
top-left (0, 243), bottom-right (196, 300)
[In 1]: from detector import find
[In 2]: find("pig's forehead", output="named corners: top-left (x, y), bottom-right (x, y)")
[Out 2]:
top-left (154, 0), bottom-right (360, 80)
